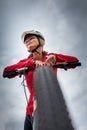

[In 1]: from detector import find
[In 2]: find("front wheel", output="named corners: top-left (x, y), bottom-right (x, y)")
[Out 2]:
top-left (33, 66), bottom-right (74, 130)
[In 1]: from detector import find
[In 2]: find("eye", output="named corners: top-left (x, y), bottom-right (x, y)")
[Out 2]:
top-left (30, 37), bottom-right (34, 40)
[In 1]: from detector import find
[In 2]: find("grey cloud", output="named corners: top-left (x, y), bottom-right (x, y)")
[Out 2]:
top-left (5, 118), bottom-right (24, 130)
top-left (0, 0), bottom-right (87, 130)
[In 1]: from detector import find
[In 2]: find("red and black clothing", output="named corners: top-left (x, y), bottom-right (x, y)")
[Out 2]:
top-left (3, 52), bottom-right (78, 116)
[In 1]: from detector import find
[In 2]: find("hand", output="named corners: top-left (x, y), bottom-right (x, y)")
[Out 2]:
top-left (35, 60), bottom-right (45, 68)
top-left (45, 55), bottom-right (56, 67)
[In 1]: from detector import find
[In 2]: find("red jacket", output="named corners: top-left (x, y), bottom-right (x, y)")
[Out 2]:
top-left (3, 52), bottom-right (78, 115)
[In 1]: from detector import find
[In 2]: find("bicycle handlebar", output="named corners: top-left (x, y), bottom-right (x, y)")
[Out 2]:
top-left (3, 61), bottom-right (81, 78)
top-left (53, 61), bottom-right (81, 70)
top-left (3, 67), bottom-right (33, 78)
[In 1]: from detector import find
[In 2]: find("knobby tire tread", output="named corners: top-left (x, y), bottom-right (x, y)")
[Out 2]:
top-left (33, 66), bottom-right (74, 130)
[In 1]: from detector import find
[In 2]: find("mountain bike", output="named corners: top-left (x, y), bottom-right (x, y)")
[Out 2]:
top-left (3, 61), bottom-right (81, 130)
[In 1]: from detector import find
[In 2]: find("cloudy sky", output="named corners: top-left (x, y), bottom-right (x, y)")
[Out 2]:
top-left (0, 0), bottom-right (87, 130)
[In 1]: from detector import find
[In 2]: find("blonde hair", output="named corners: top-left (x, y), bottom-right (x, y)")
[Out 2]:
top-left (39, 38), bottom-right (45, 46)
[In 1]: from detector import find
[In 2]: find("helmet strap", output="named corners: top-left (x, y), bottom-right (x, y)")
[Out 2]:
top-left (28, 37), bottom-right (41, 55)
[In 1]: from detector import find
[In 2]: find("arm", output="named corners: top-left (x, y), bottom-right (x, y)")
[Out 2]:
top-left (55, 53), bottom-right (78, 62)
top-left (3, 57), bottom-right (35, 78)
top-left (46, 53), bottom-right (79, 69)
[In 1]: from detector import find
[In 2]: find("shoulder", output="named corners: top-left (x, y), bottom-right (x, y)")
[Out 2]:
top-left (19, 54), bottom-right (33, 62)
top-left (47, 52), bottom-right (58, 56)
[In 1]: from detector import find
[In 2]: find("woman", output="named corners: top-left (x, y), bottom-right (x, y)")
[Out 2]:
top-left (3, 30), bottom-right (79, 130)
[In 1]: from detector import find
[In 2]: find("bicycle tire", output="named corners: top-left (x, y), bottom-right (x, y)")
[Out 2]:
top-left (33, 66), bottom-right (74, 130)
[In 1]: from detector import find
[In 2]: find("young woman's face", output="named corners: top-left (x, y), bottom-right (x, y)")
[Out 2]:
top-left (24, 35), bottom-right (39, 51)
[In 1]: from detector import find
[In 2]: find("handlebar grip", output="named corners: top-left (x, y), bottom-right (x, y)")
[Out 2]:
top-left (66, 62), bottom-right (81, 67)
top-left (53, 62), bottom-right (81, 69)
top-left (3, 70), bottom-right (18, 78)
top-left (3, 67), bottom-right (34, 78)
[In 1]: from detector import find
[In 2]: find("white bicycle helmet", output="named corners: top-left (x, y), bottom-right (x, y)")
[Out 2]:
top-left (21, 30), bottom-right (45, 42)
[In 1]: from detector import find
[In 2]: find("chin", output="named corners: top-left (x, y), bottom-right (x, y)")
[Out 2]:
top-left (27, 48), bottom-right (34, 52)
top-left (28, 46), bottom-right (36, 50)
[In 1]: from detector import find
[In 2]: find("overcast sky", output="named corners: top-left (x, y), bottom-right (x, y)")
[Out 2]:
top-left (0, 0), bottom-right (87, 130)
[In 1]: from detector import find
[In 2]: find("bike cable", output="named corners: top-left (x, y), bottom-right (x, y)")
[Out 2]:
top-left (20, 57), bottom-right (33, 104)
top-left (21, 75), bottom-right (28, 104)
